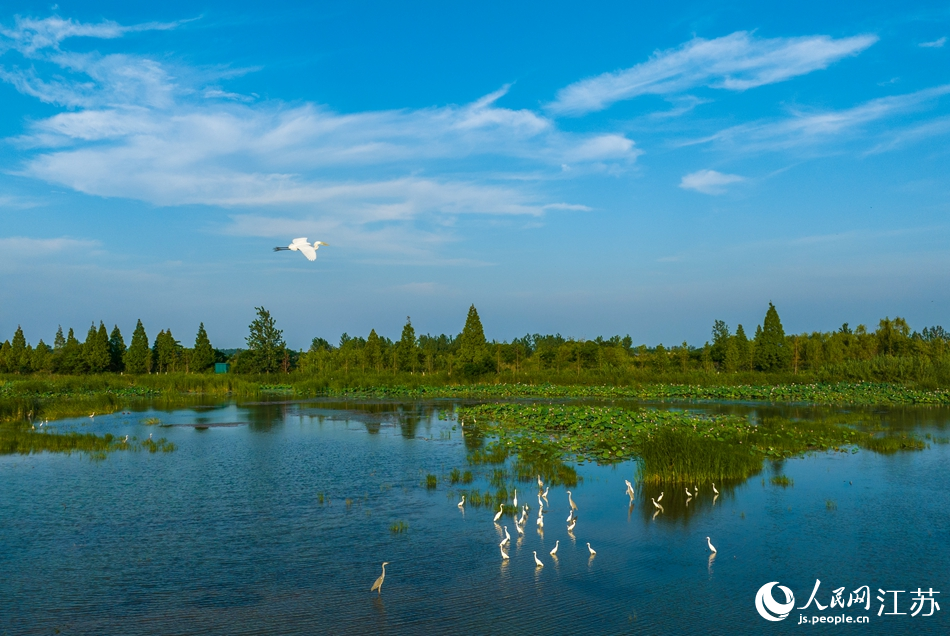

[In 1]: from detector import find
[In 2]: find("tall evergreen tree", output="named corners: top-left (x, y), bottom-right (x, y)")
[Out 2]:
top-left (397, 317), bottom-right (418, 372)
top-left (109, 325), bottom-right (126, 372)
top-left (456, 305), bottom-right (493, 377)
top-left (191, 323), bottom-right (215, 372)
top-left (84, 322), bottom-right (111, 373)
top-left (0, 341), bottom-right (10, 373)
top-left (245, 306), bottom-right (285, 373)
top-left (124, 319), bottom-right (152, 373)
top-left (32, 340), bottom-right (52, 373)
top-left (710, 320), bottom-right (730, 365)
top-left (53, 326), bottom-right (65, 350)
top-left (364, 329), bottom-right (382, 372)
top-left (734, 324), bottom-right (751, 371)
top-left (754, 303), bottom-right (790, 371)
top-left (10, 326), bottom-right (27, 373)
top-left (723, 338), bottom-right (739, 373)
top-left (60, 328), bottom-right (86, 374)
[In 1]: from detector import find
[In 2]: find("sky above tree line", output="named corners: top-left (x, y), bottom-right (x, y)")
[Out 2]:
top-left (1, 1), bottom-right (948, 349)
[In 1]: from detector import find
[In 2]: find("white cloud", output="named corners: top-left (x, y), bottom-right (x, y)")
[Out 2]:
top-left (0, 15), bottom-right (184, 55)
top-left (548, 31), bottom-right (877, 115)
top-left (679, 169), bottom-right (745, 194)
top-left (689, 85), bottom-right (950, 152)
top-left (919, 37), bottom-right (946, 48)
top-left (0, 236), bottom-right (99, 257)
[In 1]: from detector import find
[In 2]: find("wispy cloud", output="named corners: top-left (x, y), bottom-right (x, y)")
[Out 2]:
top-left (679, 169), bottom-right (745, 194)
top-left (688, 85), bottom-right (950, 152)
top-left (547, 31), bottom-right (877, 115)
top-left (919, 37), bottom-right (946, 48)
top-left (0, 15), bottom-right (186, 55)
top-left (0, 236), bottom-right (99, 257)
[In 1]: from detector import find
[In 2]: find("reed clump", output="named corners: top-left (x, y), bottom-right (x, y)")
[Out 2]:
top-left (770, 475), bottom-right (793, 487)
top-left (389, 521), bottom-right (408, 534)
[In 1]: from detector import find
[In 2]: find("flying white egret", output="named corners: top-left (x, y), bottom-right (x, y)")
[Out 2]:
top-left (706, 537), bottom-right (717, 553)
top-left (457, 495), bottom-right (465, 509)
top-left (587, 542), bottom-right (597, 556)
top-left (370, 562), bottom-right (389, 595)
top-left (550, 540), bottom-right (559, 556)
top-left (533, 551), bottom-right (544, 568)
top-left (567, 490), bottom-right (578, 512)
top-left (493, 504), bottom-right (504, 522)
top-left (513, 489), bottom-right (517, 508)
top-left (712, 483), bottom-right (719, 495)
top-left (656, 491), bottom-right (664, 502)
top-left (273, 237), bottom-right (328, 262)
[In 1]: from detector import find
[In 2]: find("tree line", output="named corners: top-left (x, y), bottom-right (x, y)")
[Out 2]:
top-left (2, 303), bottom-right (949, 386)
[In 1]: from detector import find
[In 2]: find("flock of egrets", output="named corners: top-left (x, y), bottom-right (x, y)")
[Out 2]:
top-left (370, 474), bottom-right (719, 595)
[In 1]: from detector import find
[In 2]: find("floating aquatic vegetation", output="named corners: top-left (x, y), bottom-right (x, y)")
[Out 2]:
top-left (425, 474), bottom-right (437, 489)
top-left (389, 521), bottom-right (408, 534)
top-left (770, 475), bottom-right (793, 487)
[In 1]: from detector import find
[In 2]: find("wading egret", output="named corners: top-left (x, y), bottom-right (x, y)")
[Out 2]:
top-left (538, 494), bottom-right (544, 509)
top-left (685, 487), bottom-right (692, 497)
top-left (500, 545), bottom-right (509, 560)
top-left (533, 551), bottom-right (544, 568)
top-left (651, 498), bottom-right (664, 511)
top-left (587, 542), bottom-right (596, 556)
top-left (370, 562), bottom-right (389, 595)
top-left (567, 490), bottom-right (578, 512)
top-left (712, 483), bottom-right (719, 495)
top-left (656, 491), bottom-right (664, 502)
top-left (273, 237), bottom-right (328, 262)
top-left (89, 412), bottom-right (95, 418)
top-left (502, 526), bottom-right (511, 546)
top-left (706, 537), bottom-right (717, 553)
top-left (513, 489), bottom-right (517, 508)
top-left (493, 504), bottom-right (504, 522)
top-left (550, 540), bottom-right (559, 556)
top-left (567, 519), bottom-right (576, 533)
top-left (537, 475), bottom-right (543, 489)
top-left (542, 486), bottom-right (549, 501)
top-left (457, 495), bottom-right (465, 509)
top-left (515, 523), bottom-right (525, 536)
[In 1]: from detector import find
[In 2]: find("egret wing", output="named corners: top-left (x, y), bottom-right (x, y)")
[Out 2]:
top-left (298, 244), bottom-right (317, 261)
top-left (291, 237), bottom-right (309, 246)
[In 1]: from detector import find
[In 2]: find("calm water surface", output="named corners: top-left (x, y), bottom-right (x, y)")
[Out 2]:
top-left (1, 399), bottom-right (948, 635)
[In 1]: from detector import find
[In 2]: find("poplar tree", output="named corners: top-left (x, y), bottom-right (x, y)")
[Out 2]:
top-left (54, 326), bottom-right (65, 350)
top-left (191, 323), bottom-right (215, 372)
top-left (109, 325), bottom-right (126, 372)
top-left (364, 329), bottom-right (382, 372)
top-left (124, 319), bottom-right (152, 373)
top-left (245, 306), bottom-right (285, 373)
top-left (710, 320), bottom-right (730, 365)
top-left (754, 303), bottom-right (790, 371)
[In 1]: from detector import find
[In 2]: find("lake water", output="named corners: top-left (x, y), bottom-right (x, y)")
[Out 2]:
top-left (2, 399), bottom-right (949, 635)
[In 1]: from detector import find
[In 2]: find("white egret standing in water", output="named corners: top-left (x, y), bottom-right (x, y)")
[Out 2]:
top-left (513, 489), bottom-right (517, 508)
top-left (656, 491), bottom-right (664, 502)
top-left (493, 504), bottom-right (504, 522)
top-left (273, 237), bottom-right (328, 262)
top-left (587, 542), bottom-right (597, 556)
top-left (706, 537), bottom-right (717, 553)
top-left (567, 490), bottom-right (578, 513)
top-left (457, 495), bottom-right (465, 509)
top-left (537, 475), bottom-right (543, 490)
top-left (685, 487), bottom-right (692, 497)
top-left (502, 526), bottom-right (511, 546)
top-left (533, 551), bottom-right (544, 568)
top-left (542, 486), bottom-right (549, 502)
top-left (712, 483), bottom-right (719, 495)
top-left (370, 562), bottom-right (389, 595)
top-left (500, 545), bottom-right (509, 560)
top-left (550, 540), bottom-right (559, 556)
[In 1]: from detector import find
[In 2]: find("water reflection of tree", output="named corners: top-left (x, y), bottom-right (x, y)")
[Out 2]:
top-left (245, 403), bottom-right (286, 430)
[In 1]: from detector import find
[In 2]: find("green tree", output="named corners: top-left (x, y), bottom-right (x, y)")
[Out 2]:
top-left (652, 343), bottom-right (670, 373)
top-left (364, 329), bottom-right (383, 372)
top-left (191, 323), bottom-right (215, 372)
top-left (710, 320), bottom-right (730, 365)
top-left (0, 341), bottom-right (10, 373)
top-left (10, 326), bottom-right (27, 373)
top-left (677, 341), bottom-right (690, 372)
top-left (456, 305), bottom-right (494, 377)
top-left (84, 322), bottom-right (111, 373)
top-left (153, 329), bottom-right (181, 373)
top-left (397, 317), bottom-right (419, 373)
top-left (31, 340), bottom-right (53, 373)
top-left (53, 326), bottom-right (65, 350)
top-left (734, 324), bottom-right (751, 371)
top-left (109, 325), bottom-right (126, 372)
top-left (60, 328), bottom-right (86, 374)
top-left (754, 303), bottom-right (790, 372)
top-left (245, 306), bottom-right (285, 373)
top-left (124, 319), bottom-right (152, 374)
top-left (723, 338), bottom-right (739, 373)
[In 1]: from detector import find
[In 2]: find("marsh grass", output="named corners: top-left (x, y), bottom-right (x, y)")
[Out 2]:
top-left (862, 434), bottom-right (927, 453)
top-left (449, 468), bottom-right (461, 484)
top-left (826, 499), bottom-right (838, 510)
top-left (142, 417), bottom-right (162, 426)
top-left (425, 474), bottom-right (437, 489)
top-left (389, 521), bottom-right (408, 534)
top-left (770, 475), bottom-right (794, 487)
top-left (0, 422), bottom-right (174, 456)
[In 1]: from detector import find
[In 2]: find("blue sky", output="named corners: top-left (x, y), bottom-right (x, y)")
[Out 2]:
top-left (1, 1), bottom-right (948, 349)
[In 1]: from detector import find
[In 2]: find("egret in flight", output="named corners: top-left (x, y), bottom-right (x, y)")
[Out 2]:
top-left (706, 537), bottom-right (717, 554)
top-left (273, 237), bottom-right (328, 262)
top-left (370, 562), bottom-right (390, 595)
